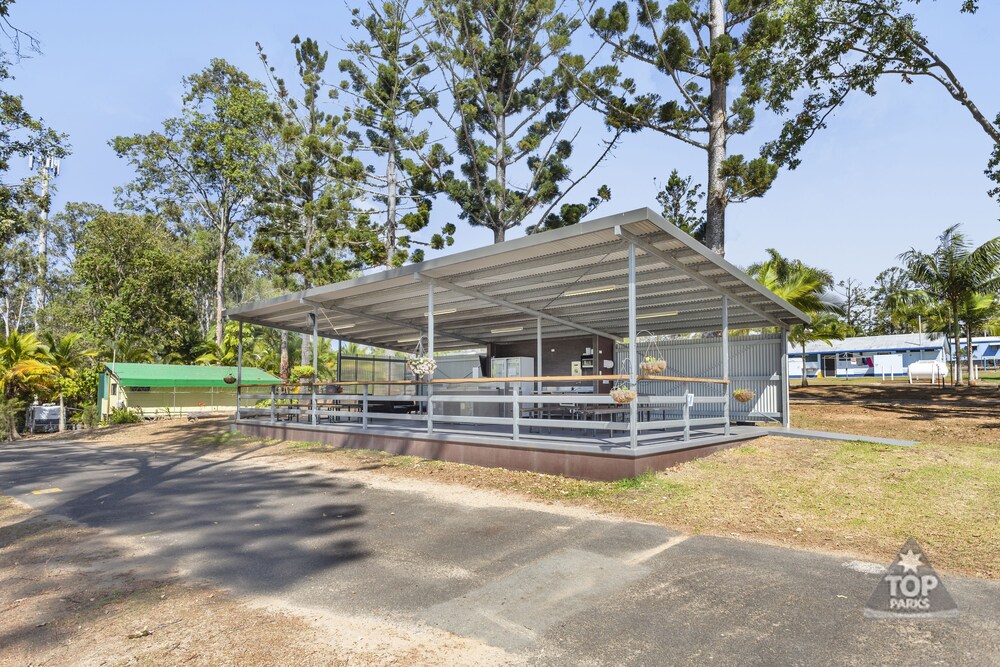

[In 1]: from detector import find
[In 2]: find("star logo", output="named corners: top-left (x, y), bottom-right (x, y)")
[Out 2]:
top-left (898, 549), bottom-right (923, 573)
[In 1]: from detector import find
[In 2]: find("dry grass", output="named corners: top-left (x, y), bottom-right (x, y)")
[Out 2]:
top-left (25, 383), bottom-right (1000, 580)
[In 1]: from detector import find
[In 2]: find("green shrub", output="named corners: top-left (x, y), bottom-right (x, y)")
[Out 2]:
top-left (81, 404), bottom-right (99, 429)
top-left (109, 406), bottom-right (142, 425)
top-left (290, 365), bottom-right (315, 383)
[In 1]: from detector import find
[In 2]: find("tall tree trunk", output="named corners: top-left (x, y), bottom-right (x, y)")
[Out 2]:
top-left (279, 330), bottom-right (289, 381)
top-left (214, 224), bottom-right (228, 348)
top-left (952, 304), bottom-right (963, 386)
top-left (58, 390), bottom-right (65, 432)
top-left (801, 342), bottom-right (809, 387)
top-left (494, 116), bottom-right (507, 245)
top-left (301, 333), bottom-right (311, 368)
top-left (385, 138), bottom-right (398, 265)
top-left (703, 0), bottom-right (728, 256)
top-left (966, 322), bottom-right (975, 386)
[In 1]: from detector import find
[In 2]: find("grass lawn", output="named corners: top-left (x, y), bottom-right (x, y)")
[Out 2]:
top-left (27, 383), bottom-right (1000, 579)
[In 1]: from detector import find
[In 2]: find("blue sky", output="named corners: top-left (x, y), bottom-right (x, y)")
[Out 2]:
top-left (7, 1), bottom-right (999, 285)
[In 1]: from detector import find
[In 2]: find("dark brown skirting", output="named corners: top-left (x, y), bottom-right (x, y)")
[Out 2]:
top-left (235, 421), bottom-right (760, 481)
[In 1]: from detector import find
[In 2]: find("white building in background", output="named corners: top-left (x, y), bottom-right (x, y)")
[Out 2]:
top-left (787, 334), bottom-right (947, 379)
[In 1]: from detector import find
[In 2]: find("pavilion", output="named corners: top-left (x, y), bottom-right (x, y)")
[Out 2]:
top-left (225, 208), bottom-right (809, 480)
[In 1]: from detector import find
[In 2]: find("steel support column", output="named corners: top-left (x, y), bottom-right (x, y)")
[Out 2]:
top-left (722, 296), bottom-right (730, 436)
top-left (536, 317), bottom-right (543, 395)
top-left (781, 327), bottom-right (791, 428)
top-left (311, 308), bottom-right (319, 426)
top-left (628, 242), bottom-right (638, 450)
top-left (427, 285), bottom-right (435, 435)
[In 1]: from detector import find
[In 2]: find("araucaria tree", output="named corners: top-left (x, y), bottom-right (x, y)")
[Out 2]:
top-left (340, 0), bottom-right (455, 266)
top-left (112, 59), bottom-right (274, 347)
top-left (256, 37), bottom-right (363, 370)
top-left (584, 0), bottom-right (787, 254)
top-left (424, 0), bottom-right (617, 243)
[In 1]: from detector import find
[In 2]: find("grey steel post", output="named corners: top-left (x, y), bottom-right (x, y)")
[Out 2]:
top-left (362, 384), bottom-right (369, 430)
top-left (512, 386), bottom-right (520, 441)
top-left (427, 284), bottom-right (434, 435)
top-left (722, 296), bottom-right (730, 436)
top-left (628, 242), bottom-right (638, 450)
top-left (781, 327), bottom-right (791, 428)
top-left (311, 309), bottom-right (319, 426)
top-left (236, 321), bottom-right (243, 420)
top-left (536, 317), bottom-right (543, 396)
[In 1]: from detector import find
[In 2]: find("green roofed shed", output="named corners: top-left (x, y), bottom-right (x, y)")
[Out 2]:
top-left (104, 363), bottom-right (280, 388)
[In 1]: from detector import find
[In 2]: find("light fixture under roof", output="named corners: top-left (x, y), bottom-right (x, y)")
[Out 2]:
top-left (491, 326), bottom-right (524, 334)
top-left (423, 308), bottom-right (457, 316)
top-left (333, 323), bottom-right (355, 330)
top-left (397, 336), bottom-right (421, 343)
top-left (637, 311), bottom-right (679, 319)
top-left (564, 285), bottom-right (616, 297)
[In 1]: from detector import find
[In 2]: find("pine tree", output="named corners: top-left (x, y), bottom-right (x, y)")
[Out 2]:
top-left (424, 0), bottom-right (618, 243)
top-left (340, 0), bottom-right (454, 266)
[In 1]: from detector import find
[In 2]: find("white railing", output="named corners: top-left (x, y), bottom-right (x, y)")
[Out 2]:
top-left (236, 375), bottom-right (730, 448)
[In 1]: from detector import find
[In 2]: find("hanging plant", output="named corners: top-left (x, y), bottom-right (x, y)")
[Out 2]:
top-left (733, 388), bottom-right (755, 403)
top-left (639, 356), bottom-right (667, 376)
top-left (610, 380), bottom-right (637, 405)
top-left (407, 335), bottom-right (437, 378)
top-left (638, 330), bottom-right (667, 375)
top-left (407, 357), bottom-right (437, 377)
top-left (223, 374), bottom-right (237, 385)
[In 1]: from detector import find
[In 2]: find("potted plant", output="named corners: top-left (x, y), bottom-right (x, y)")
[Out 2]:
top-left (732, 388), bottom-right (755, 403)
top-left (610, 380), bottom-right (637, 404)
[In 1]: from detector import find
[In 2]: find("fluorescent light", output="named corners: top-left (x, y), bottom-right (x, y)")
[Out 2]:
top-left (491, 326), bottom-right (524, 334)
top-left (333, 323), bottom-right (355, 330)
top-left (637, 311), bottom-right (679, 319)
top-left (397, 336), bottom-right (421, 343)
top-left (564, 285), bottom-right (616, 297)
top-left (423, 308), bottom-right (457, 316)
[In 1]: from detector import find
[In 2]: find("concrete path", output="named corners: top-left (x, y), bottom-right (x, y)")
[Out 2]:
top-left (0, 440), bottom-right (997, 666)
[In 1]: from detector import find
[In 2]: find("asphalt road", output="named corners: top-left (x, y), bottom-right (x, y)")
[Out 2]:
top-left (1, 439), bottom-right (998, 666)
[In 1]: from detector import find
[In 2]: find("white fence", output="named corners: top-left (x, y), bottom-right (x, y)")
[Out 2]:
top-left (236, 375), bottom-right (731, 448)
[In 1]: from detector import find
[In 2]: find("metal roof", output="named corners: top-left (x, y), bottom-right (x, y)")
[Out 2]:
top-left (104, 363), bottom-right (280, 387)
top-left (789, 334), bottom-right (948, 356)
top-left (226, 208), bottom-right (810, 352)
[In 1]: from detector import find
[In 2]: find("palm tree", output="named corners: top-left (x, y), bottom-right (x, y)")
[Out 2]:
top-left (43, 333), bottom-right (98, 432)
top-left (0, 331), bottom-right (55, 440)
top-left (960, 292), bottom-right (999, 383)
top-left (748, 249), bottom-right (843, 386)
top-left (900, 225), bottom-right (1000, 386)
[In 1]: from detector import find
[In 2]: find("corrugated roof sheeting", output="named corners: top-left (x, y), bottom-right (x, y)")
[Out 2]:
top-left (226, 208), bottom-right (809, 351)
top-left (104, 363), bottom-right (280, 387)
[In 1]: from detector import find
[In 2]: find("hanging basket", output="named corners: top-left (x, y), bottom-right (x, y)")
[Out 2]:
top-left (610, 379), bottom-right (637, 404)
top-left (223, 374), bottom-right (237, 385)
top-left (407, 357), bottom-right (437, 377)
top-left (406, 336), bottom-right (437, 378)
top-left (733, 388), bottom-right (755, 403)
top-left (638, 330), bottom-right (667, 375)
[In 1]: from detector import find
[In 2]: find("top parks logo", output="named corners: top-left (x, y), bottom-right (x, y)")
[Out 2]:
top-left (864, 537), bottom-right (959, 619)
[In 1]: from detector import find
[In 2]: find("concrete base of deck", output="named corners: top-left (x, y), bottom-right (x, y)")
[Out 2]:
top-left (234, 419), bottom-right (767, 481)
